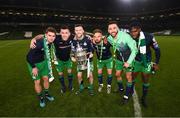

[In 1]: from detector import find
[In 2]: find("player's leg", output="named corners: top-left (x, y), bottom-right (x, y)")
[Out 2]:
top-left (88, 62), bottom-right (94, 95)
top-left (140, 62), bottom-right (152, 107)
top-left (107, 69), bottom-right (113, 94)
top-left (106, 58), bottom-right (113, 94)
top-left (97, 69), bottom-right (103, 92)
top-left (56, 60), bottom-right (66, 93)
top-left (115, 59), bottom-right (124, 93)
top-left (88, 71), bottom-right (94, 95)
top-left (67, 60), bottom-right (73, 91)
top-left (77, 71), bottom-right (84, 93)
top-left (116, 70), bottom-right (124, 93)
top-left (42, 76), bottom-right (54, 101)
top-left (34, 80), bottom-right (42, 94)
top-left (122, 71), bottom-right (133, 103)
top-left (27, 62), bottom-right (45, 108)
top-left (132, 60), bottom-right (143, 95)
top-left (58, 71), bottom-right (66, 93)
top-left (97, 60), bottom-right (104, 92)
top-left (141, 72), bottom-right (151, 107)
top-left (131, 72), bottom-right (139, 95)
top-left (41, 61), bottom-right (54, 101)
top-left (34, 79), bottom-right (45, 107)
top-left (67, 69), bottom-right (73, 91)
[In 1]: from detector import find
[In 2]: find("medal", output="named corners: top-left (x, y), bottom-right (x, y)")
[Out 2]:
top-left (97, 40), bottom-right (103, 62)
top-left (112, 37), bottom-right (120, 59)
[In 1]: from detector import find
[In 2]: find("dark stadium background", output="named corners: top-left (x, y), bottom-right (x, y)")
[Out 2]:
top-left (0, 0), bottom-right (180, 38)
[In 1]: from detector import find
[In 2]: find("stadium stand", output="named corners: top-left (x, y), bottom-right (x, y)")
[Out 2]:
top-left (0, 1), bottom-right (180, 39)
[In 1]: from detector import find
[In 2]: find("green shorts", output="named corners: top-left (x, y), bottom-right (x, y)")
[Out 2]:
top-left (27, 60), bottom-right (49, 81)
top-left (115, 59), bottom-right (133, 72)
top-left (97, 58), bottom-right (113, 69)
top-left (55, 59), bottom-right (72, 73)
top-left (133, 61), bottom-right (152, 74)
top-left (77, 62), bottom-right (94, 72)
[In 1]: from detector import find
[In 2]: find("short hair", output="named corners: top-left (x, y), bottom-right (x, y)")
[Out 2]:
top-left (108, 21), bottom-right (118, 26)
top-left (93, 29), bottom-right (103, 35)
top-left (74, 24), bottom-right (84, 29)
top-left (45, 27), bottom-right (57, 34)
top-left (60, 25), bottom-right (70, 30)
top-left (129, 20), bottom-right (142, 30)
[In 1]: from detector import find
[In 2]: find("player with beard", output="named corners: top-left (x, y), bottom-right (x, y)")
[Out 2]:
top-left (107, 21), bottom-right (138, 103)
top-left (92, 29), bottom-right (113, 94)
top-left (71, 24), bottom-right (94, 95)
top-left (30, 25), bottom-right (74, 93)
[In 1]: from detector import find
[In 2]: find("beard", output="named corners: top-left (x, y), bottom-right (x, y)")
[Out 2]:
top-left (95, 40), bottom-right (101, 44)
top-left (62, 37), bottom-right (68, 41)
top-left (110, 31), bottom-right (118, 38)
top-left (76, 34), bottom-right (83, 38)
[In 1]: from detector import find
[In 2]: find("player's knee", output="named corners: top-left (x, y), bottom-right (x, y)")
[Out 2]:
top-left (98, 72), bottom-right (102, 75)
top-left (107, 70), bottom-right (112, 75)
top-left (98, 69), bottom-right (102, 74)
top-left (89, 73), bottom-right (93, 79)
top-left (126, 73), bottom-right (132, 80)
top-left (115, 72), bottom-right (121, 77)
top-left (58, 72), bottom-right (63, 76)
top-left (77, 74), bottom-right (82, 79)
top-left (42, 76), bottom-right (49, 82)
top-left (34, 80), bottom-right (41, 85)
top-left (67, 69), bottom-right (72, 74)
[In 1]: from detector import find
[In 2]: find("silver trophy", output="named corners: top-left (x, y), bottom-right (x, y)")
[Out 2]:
top-left (75, 42), bottom-right (87, 70)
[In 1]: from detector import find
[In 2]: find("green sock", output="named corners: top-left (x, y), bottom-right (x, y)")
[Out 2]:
top-left (117, 80), bottom-right (123, 90)
top-left (44, 89), bottom-right (49, 95)
top-left (143, 83), bottom-right (150, 97)
top-left (37, 92), bottom-right (43, 99)
top-left (127, 82), bottom-right (132, 87)
top-left (88, 84), bottom-right (93, 90)
top-left (79, 84), bottom-right (84, 91)
top-left (117, 80), bottom-right (123, 83)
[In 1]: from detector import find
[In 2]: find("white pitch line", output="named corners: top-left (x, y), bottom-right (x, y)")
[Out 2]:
top-left (133, 88), bottom-right (142, 118)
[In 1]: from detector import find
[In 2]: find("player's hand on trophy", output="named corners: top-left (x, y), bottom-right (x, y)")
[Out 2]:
top-left (123, 62), bottom-right (130, 68)
top-left (32, 67), bottom-right (38, 77)
top-left (89, 53), bottom-right (93, 58)
top-left (71, 57), bottom-right (76, 62)
top-left (30, 39), bottom-right (37, 49)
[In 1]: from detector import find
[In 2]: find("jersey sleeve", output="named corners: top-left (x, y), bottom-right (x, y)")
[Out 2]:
top-left (126, 34), bottom-right (138, 65)
top-left (150, 36), bottom-right (161, 64)
top-left (26, 42), bottom-right (40, 68)
top-left (87, 39), bottom-right (94, 53)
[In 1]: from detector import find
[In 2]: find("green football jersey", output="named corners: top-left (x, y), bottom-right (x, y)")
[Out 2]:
top-left (107, 31), bottom-right (138, 65)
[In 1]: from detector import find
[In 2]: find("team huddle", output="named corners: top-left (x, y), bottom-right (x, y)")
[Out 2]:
top-left (26, 20), bottom-right (160, 108)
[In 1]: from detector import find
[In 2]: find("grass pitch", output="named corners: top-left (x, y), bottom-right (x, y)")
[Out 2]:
top-left (0, 36), bottom-right (180, 117)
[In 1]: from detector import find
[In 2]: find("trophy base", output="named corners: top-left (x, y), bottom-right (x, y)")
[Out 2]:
top-left (78, 65), bottom-right (87, 71)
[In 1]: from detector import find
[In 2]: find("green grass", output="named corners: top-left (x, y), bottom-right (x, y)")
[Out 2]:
top-left (0, 36), bottom-right (180, 117)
